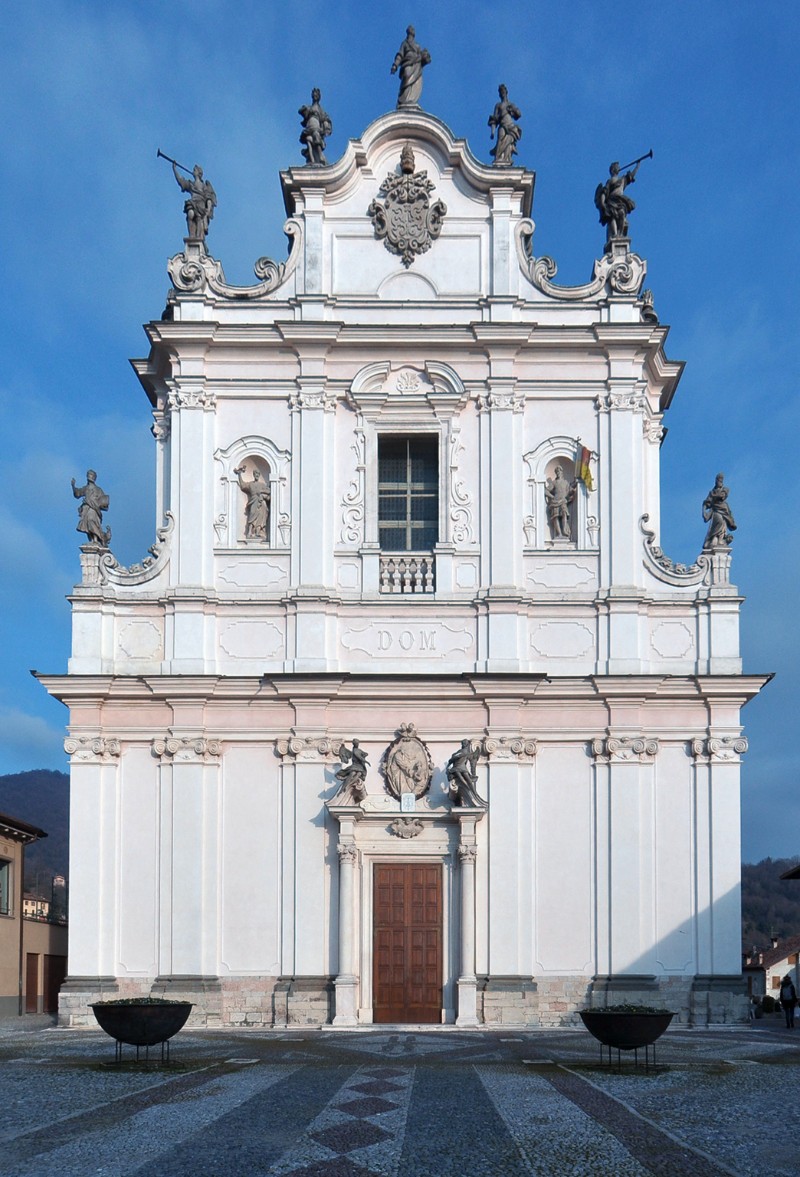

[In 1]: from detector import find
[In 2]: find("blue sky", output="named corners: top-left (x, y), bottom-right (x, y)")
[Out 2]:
top-left (0, 1), bottom-right (796, 861)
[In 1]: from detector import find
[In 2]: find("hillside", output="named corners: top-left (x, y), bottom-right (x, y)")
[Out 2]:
top-left (741, 856), bottom-right (800, 948)
top-left (0, 770), bottom-right (69, 891)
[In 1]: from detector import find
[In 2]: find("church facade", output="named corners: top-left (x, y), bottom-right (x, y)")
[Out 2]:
top-left (42, 85), bottom-right (767, 1028)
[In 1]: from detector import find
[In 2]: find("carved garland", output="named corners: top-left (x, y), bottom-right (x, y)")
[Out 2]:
top-left (340, 429), bottom-right (366, 546)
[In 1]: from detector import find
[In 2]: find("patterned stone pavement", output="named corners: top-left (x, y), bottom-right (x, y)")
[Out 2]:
top-left (1, 1023), bottom-right (799, 1175)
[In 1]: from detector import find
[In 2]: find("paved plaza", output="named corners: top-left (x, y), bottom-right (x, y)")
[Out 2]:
top-left (1, 1018), bottom-right (798, 1176)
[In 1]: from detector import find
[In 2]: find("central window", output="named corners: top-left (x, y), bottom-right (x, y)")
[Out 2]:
top-left (378, 435), bottom-right (439, 552)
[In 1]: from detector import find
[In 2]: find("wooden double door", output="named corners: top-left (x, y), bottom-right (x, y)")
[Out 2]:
top-left (373, 863), bottom-right (442, 1024)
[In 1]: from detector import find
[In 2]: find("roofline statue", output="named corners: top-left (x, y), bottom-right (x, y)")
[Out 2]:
top-left (391, 25), bottom-right (431, 109)
top-left (594, 150), bottom-right (652, 246)
top-left (158, 149), bottom-right (217, 243)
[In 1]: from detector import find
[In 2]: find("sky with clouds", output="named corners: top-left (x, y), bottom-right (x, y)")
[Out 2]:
top-left (0, 1), bottom-right (796, 861)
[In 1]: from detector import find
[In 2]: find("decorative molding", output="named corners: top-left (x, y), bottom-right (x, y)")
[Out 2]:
top-left (592, 736), bottom-right (659, 762)
top-left (337, 843), bottom-right (359, 865)
top-left (64, 736), bottom-right (120, 763)
top-left (275, 736), bottom-right (342, 761)
top-left (608, 388), bottom-right (647, 412)
top-left (97, 513), bottom-right (174, 586)
top-left (168, 220), bottom-right (302, 298)
top-left (152, 737), bottom-right (222, 762)
top-left (390, 818), bottom-right (424, 839)
top-left (151, 414), bottom-right (170, 442)
top-left (482, 736), bottom-right (537, 760)
top-left (458, 843), bottom-right (478, 865)
top-left (346, 360), bottom-right (467, 420)
top-left (448, 425), bottom-right (474, 545)
top-left (692, 737), bottom-right (748, 762)
top-left (516, 220), bottom-right (646, 298)
top-left (340, 428), bottom-right (366, 545)
top-left (167, 386), bottom-right (217, 412)
top-left (643, 417), bottom-right (665, 443)
top-left (396, 370), bottom-right (421, 392)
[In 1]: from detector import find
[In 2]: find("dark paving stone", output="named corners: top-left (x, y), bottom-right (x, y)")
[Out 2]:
top-left (399, 1064), bottom-right (524, 1176)
top-left (284, 1160), bottom-right (373, 1176)
top-left (348, 1078), bottom-right (402, 1095)
top-left (544, 1069), bottom-right (734, 1177)
top-left (1, 1063), bottom-right (232, 1166)
top-left (333, 1095), bottom-right (396, 1118)
top-left (133, 1063), bottom-right (358, 1176)
top-left (361, 1066), bottom-right (405, 1078)
top-left (311, 1120), bottom-right (391, 1154)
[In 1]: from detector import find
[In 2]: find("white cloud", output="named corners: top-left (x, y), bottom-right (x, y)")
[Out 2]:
top-left (0, 708), bottom-right (67, 775)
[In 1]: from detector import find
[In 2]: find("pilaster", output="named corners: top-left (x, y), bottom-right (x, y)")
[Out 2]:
top-left (152, 736), bottom-right (222, 978)
top-left (592, 735), bottom-right (659, 975)
top-left (63, 736), bottom-right (121, 978)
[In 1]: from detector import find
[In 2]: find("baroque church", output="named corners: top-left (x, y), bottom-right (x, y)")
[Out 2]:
top-left (41, 35), bottom-right (768, 1028)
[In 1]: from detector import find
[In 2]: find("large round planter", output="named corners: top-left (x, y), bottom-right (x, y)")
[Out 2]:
top-left (91, 1001), bottom-right (193, 1047)
top-left (580, 1010), bottom-right (674, 1051)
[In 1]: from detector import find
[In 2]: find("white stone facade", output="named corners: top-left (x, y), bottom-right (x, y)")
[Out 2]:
top-left (43, 106), bottom-right (767, 1028)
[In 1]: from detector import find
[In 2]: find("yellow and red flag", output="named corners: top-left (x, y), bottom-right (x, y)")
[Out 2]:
top-left (576, 445), bottom-right (594, 492)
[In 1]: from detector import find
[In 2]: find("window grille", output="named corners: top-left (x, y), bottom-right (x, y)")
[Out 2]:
top-left (378, 436), bottom-right (438, 553)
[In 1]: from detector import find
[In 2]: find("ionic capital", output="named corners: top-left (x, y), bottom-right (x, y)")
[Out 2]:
top-left (592, 736), bottom-right (659, 763)
top-left (482, 736), bottom-right (537, 761)
top-left (692, 736), bottom-right (748, 762)
top-left (64, 735), bottom-right (121, 763)
top-left (152, 736), bottom-right (222, 762)
top-left (275, 736), bottom-right (343, 762)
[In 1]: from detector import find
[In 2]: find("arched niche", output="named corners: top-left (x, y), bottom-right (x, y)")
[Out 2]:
top-left (213, 435), bottom-right (291, 549)
top-left (523, 437), bottom-right (597, 550)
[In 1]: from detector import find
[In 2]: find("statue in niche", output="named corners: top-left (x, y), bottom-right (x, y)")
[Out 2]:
top-left (446, 740), bottom-right (486, 808)
top-left (594, 151), bottom-right (652, 243)
top-left (234, 464), bottom-right (270, 541)
top-left (299, 88), bottom-right (332, 166)
top-left (332, 739), bottom-right (369, 804)
top-left (545, 465), bottom-right (576, 540)
top-left (488, 85), bottom-right (522, 167)
top-left (71, 470), bottom-right (111, 547)
top-left (171, 160), bottom-right (217, 242)
top-left (702, 473), bottom-right (736, 549)
top-left (391, 25), bottom-right (431, 108)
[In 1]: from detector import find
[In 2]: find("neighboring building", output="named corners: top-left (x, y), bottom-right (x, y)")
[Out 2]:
top-left (40, 70), bottom-right (768, 1028)
top-left (23, 894), bottom-right (50, 919)
top-left (0, 813), bottom-right (67, 1015)
top-left (744, 936), bottom-right (800, 999)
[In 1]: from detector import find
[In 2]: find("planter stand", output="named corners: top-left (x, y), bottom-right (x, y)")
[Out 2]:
top-left (580, 1010), bottom-right (674, 1071)
top-left (92, 1001), bottom-right (193, 1066)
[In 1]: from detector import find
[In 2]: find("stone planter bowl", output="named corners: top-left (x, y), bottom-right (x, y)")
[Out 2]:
top-left (580, 1010), bottom-right (674, 1051)
top-left (91, 1001), bottom-right (193, 1047)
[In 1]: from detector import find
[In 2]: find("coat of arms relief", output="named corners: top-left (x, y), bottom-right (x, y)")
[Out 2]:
top-left (368, 143), bottom-right (447, 267)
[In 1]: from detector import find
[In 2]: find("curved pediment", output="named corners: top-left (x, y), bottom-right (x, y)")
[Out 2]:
top-left (279, 108), bottom-right (534, 300)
